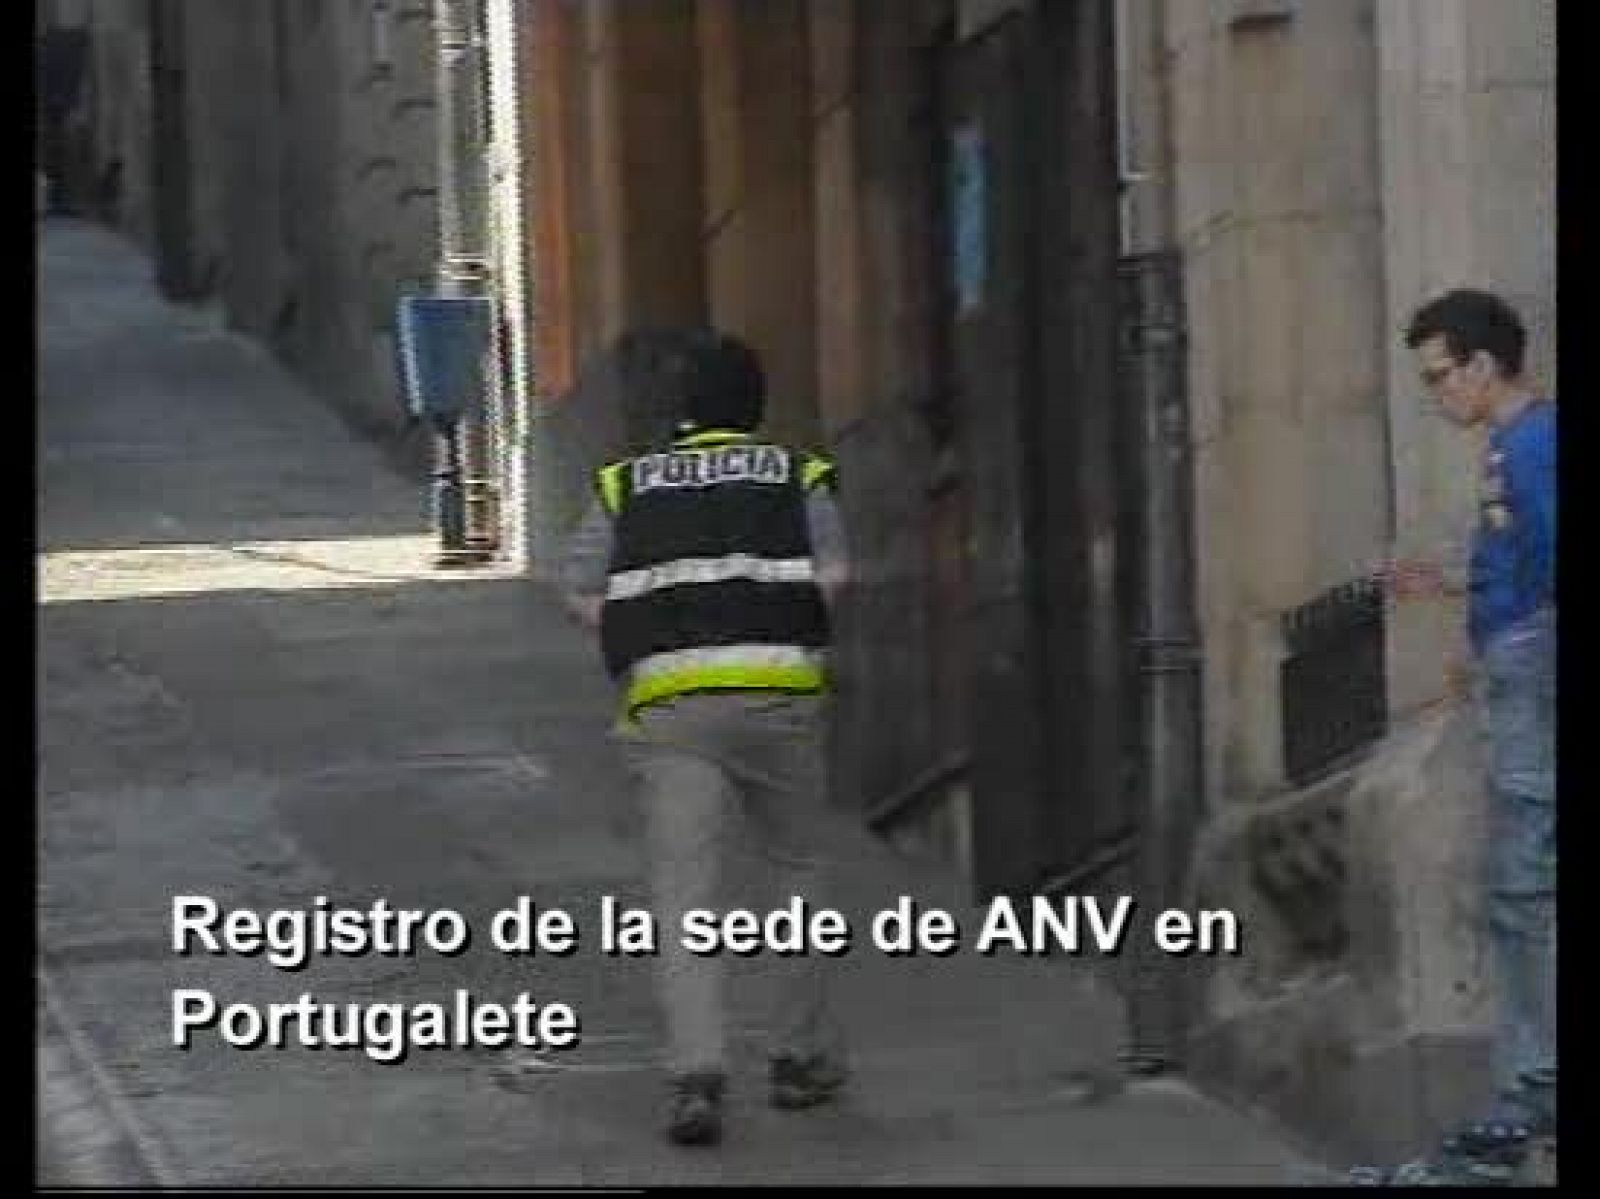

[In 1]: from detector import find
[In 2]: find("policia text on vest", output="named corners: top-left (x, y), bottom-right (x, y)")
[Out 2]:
top-left (628, 442), bottom-right (792, 492)
top-left (595, 432), bottom-right (838, 717)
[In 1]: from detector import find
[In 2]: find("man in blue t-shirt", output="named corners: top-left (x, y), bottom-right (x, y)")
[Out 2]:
top-left (1384, 289), bottom-right (1556, 1179)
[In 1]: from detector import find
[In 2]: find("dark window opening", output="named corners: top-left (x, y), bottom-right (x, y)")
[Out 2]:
top-left (1280, 577), bottom-right (1388, 788)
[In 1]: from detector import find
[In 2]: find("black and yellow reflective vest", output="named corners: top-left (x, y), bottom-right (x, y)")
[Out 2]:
top-left (596, 428), bottom-right (837, 716)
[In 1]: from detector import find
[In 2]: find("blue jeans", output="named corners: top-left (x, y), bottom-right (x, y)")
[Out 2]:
top-left (1476, 605), bottom-right (1557, 1128)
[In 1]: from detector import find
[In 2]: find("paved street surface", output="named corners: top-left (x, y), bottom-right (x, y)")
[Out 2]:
top-left (37, 218), bottom-right (1323, 1186)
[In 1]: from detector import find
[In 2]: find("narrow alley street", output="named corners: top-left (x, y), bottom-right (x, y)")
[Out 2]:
top-left (36, 218), bottom-right (1317, 1186)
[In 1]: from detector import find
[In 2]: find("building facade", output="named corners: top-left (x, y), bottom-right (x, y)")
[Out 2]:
top-left (51, 0), bottom-right (1555, 1163)
top-left (47, 0), bottom-right (447, 464)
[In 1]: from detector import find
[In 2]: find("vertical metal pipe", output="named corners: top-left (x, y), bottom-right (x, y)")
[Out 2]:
top-left (1108, 0), bottom-right (1205, 1077)
top-left (1120, 249), bottom-right (1203, 1074)
top-left (434, 0), bottom-right (499, 560)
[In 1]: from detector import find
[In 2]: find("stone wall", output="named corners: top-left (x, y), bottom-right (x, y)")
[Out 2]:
top-left (73, 1), bottom-right (444, 477)
top-left (1155, 0), bottom-right (1555, 1161)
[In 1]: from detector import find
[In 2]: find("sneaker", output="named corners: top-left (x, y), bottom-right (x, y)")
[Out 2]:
top-left (1389, 1156), bottom-right (1507, 1186)
top-left (1439, 1118), bottom-right (1534, 1170)
top-left (666, 1070), bottom-right (725, 1146)
top-left (1339, 1119), bottom-right (1539, 1188)
top-left (769, 1052), bottom-right (848, 1111)
top-left (1343, 1155), bottom-right (1512, 1187)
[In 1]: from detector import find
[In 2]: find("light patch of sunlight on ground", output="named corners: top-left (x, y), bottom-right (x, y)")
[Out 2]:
top-left (38, 535), bottom-right (523, 604)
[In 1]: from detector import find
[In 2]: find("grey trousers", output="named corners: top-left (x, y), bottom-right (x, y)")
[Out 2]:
top-left (615, 690), bottom-right (844, 1077)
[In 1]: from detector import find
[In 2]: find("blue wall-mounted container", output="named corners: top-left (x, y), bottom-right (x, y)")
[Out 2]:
top-left (396, 293), bottom-right (494, 423)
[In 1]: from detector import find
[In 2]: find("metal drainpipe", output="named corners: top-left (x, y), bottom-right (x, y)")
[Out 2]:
top-left (1116, 0), bottom-right (1204, 1077)
top-left (434, 0), bottom-right (498, 563)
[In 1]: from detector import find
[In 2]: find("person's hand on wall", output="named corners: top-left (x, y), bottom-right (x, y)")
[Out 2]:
top-left (1372, 555), bottom-right (1447, 600)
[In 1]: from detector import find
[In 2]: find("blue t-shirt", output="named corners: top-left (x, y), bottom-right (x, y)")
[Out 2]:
top-left (1467, 398), bottom-right (1556, 649)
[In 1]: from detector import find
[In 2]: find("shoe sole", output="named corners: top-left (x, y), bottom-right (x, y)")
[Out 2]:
top-left (668, 1126), bottom-right (722, 1147)
top-left (667, 1112), bottom-right (722, 1147)
top-left (771, 1083), bottom-right (845, 1111)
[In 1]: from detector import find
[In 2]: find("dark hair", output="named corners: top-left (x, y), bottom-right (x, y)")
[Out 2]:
top-left (1404, 288), bottom-right (1527, 378)
top-left (678, 329), bottom-right (765, 434)
top-left (608, 326), bottom-right (766, 447)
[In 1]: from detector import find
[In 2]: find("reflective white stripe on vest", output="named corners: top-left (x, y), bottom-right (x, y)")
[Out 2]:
top-left (627, 644), bottom-right (824, 685)
top-left (606, 555), bottom-right (815, 602)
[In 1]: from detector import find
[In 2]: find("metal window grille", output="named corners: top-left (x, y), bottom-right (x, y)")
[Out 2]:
top-left (1279, 577), bottom-right (1387, 788)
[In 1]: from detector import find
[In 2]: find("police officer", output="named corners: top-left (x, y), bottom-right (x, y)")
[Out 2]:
top-left (560, 327), bottom-right (850, 1146)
